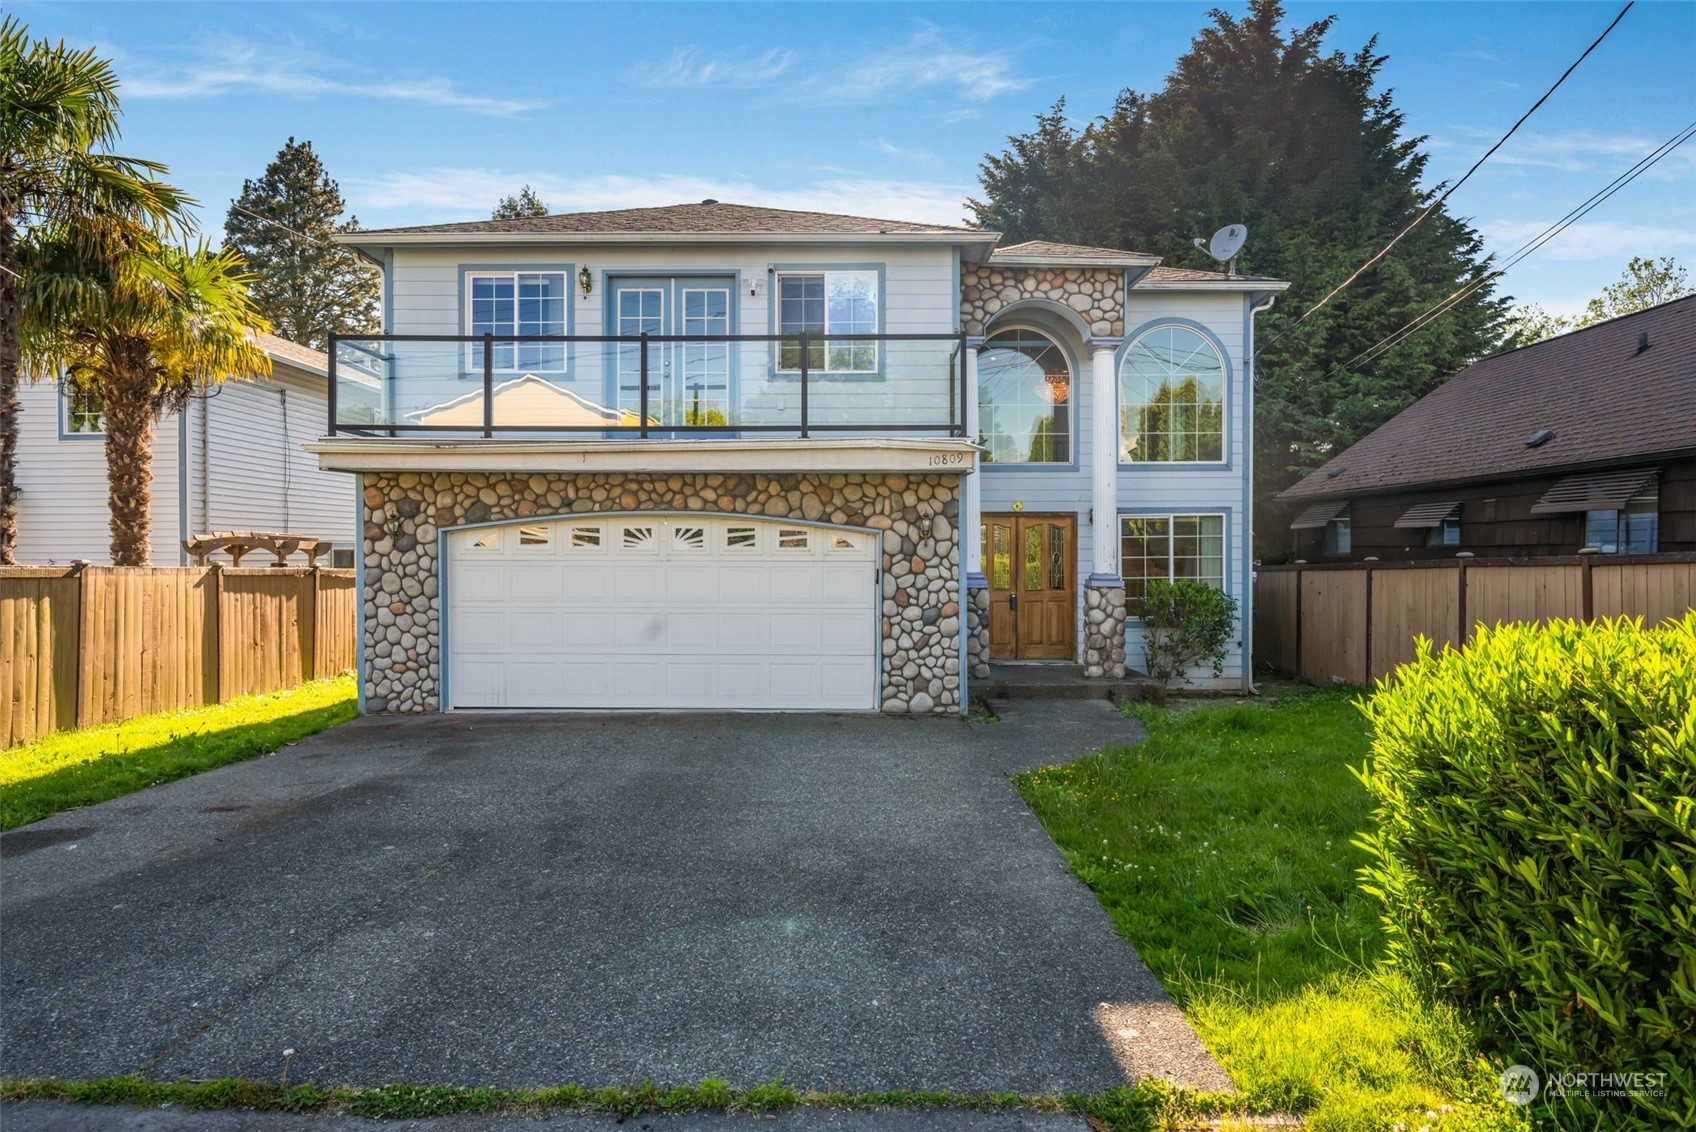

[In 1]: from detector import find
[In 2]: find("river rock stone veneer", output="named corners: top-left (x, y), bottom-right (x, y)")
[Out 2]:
top-left (360, 471), bottom-right (964, 715)
top-left (1083, 584), bottom-right (1128, 680)
top-left (960, 264), bottom-right (1125, 338)
top-left (965, 583), bottom-right (990, 680)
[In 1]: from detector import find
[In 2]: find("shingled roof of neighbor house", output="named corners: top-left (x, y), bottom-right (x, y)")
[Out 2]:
top-left (353, 200), bottom-right (986, 237)
top-left (1281, 296), bottom-right (1696, 502)
top-left (256, 333), bottom-right (328, 376)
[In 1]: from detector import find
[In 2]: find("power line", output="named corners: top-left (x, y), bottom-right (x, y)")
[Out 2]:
top-left (1307, 119), bottom-right (1694, 387)
top-left (1347, 120), bottom-right (1694, 370)
top-left (1267, 0), bottom-right (1635, 349)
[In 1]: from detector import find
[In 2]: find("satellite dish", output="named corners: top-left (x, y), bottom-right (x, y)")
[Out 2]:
top-left (1195, 224), bottom-right (1248, 275)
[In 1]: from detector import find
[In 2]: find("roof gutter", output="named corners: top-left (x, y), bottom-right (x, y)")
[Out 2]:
top-left (335, 229), bottom-right (1003, 254)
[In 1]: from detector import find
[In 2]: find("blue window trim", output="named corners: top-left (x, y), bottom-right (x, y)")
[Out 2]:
top-left (600, 271), bottom-right (743, 426)
top-left (57, 375), bottom-right (104, 441)
top-left (1116, 316), bottom-right (1234, 471)
top-left (765, 262), bottom-right (888, 382)
top-left (1115, 505), bottom-right (1236, 621)
top-left (977, 323), bottom-right (1082, 473)
top-left (456, 262), bottom-right (575, 378)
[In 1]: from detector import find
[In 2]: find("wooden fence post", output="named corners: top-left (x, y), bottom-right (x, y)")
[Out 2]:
top-left (1579, 547), bottom-right (1598, 622)
top-left (1292, 561), bottom-right (1305, 679)
top-left (1362, 558), bottom-right (1377, 682)
top-left (210, 563), bottom-right (223, 705)
top-left (1456, 552), bottom-right (1473, 644)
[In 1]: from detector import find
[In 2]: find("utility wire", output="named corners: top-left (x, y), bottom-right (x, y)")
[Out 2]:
top-left (1301, 119), bottom-right (1694, 390)
top-left (1265, 0), bottom-right (1634, 351)
top-left (1345, 120), bottom-right (1694, 371)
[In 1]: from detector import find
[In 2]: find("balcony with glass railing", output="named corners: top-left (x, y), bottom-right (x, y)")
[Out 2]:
top-left (328, 332), bottom-right (967, 440)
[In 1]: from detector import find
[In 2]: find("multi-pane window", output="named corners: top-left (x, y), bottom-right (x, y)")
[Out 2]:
top-left (466, 271), bottom-right (566, 372)
top-left (1120, 325), bottom-right (1225, 462)
top-left (977, 330), bottom-right (1071, 464)
top-left (1584, 482), bottom-right (1658, 554)
top-left (777, 270), bottom-right (877, 372)
top-left (1427, 515), bottom-right (1461, 547)
top-left (1120, 515), bottom-right (1226, 608)
top-left (62, 379), bottom-right (104, 435)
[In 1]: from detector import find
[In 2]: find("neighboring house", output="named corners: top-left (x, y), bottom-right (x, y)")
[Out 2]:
top-left (15, 334), bottom-right (359, 567)
top-left (309, 201), bottom-right (1287, 714)
top-left (1280, 297), bottom-right (1695, 561)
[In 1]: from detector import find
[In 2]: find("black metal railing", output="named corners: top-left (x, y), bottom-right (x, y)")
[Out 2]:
top-left (327, 331), bottom-right (968, 440)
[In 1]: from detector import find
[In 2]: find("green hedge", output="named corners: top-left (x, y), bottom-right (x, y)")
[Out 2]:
top-left (1355, 614), bottom-right (1695, 1130)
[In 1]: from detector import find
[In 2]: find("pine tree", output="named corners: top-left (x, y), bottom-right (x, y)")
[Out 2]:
top-left (493, 185), bottom-right (549, 219)
top-left (969, 0), bottom-right (1508, 556)
top-left (223, 138), bottom-right (378, 350)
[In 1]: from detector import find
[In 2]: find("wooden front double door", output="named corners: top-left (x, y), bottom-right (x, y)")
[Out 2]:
top-left (981, 513), bottom-right (1076, 660)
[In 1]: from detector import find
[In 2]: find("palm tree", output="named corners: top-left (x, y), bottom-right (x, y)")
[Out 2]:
top-left (28, 235), bottom-right (271, 564)
top-left (1, 16), bottom-right (194, 562)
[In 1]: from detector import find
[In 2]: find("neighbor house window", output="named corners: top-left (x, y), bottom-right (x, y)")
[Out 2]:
top-left (777, 270), bottom-right (877, 373)
top-left (62, 379), bottom-right (104, 435)
top-left (1326, 514), bottom-right (1352, 555)
top-left (1120, 514), bottom-right (1225, 608)
top-left (1584, 481), bottom-right (1658, 554)
top-left (978, 330), bottom-right (1071, 463)
top-left (1120, 325), bottom-right (1225, 462)
top-left (465, 271), bottom-right (566, 372)
top-left (1428, 515), bottom-right (1460, 547)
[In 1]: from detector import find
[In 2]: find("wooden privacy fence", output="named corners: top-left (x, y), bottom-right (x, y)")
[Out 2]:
top-left (1254, 552), bottom-right (1696, 685)
top-left (1, 566), bottom-right (356, 748)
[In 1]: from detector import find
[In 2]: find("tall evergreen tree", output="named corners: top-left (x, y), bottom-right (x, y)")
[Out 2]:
top-left (223, 138), bottom-right (378, 350)
top-left (970, 1), bottom-right (1508, 557)
top-left (492, 185), bottom-right (549, 219)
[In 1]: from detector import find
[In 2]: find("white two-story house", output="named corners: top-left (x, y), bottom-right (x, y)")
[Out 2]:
top-left (308, 202), bottom-right (1286, 715)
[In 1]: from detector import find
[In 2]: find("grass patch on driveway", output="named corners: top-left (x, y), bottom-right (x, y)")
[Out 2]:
top-left (1016, 692), bottom-right (1528, 1132)
top-left (1, 675), bottom-right (357, 831)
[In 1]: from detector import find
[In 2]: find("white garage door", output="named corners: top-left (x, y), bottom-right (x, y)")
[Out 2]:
top-left (445, 515), bottom-right (879, 710)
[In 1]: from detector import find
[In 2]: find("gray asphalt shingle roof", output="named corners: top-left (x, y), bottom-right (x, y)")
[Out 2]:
top-left (355, 201), bottom-right (985, 237)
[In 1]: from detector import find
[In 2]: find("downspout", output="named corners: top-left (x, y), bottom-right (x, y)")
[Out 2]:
top-left (177, 406), bottom-right (189, 564)
top-left (1241, 288), bottom-right (1275, 695)
top-left (200, 391), bottom-right (211, 537)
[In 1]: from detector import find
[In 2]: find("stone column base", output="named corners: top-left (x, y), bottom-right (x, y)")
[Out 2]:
top-left (1083, 583), bottom-right (1128, 679)
top-left (965, 573), bottom-right (991, 680)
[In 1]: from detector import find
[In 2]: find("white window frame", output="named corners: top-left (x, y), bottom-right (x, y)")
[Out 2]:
top-left (1584, 481), bottom-right (1658, 554)
top-left (59, 376), bottom-right (105, 438)
top-left (977, 329), bottom-right (1073, 465)
top-left (463, 270), bottom-right (568, 374)
top-left (775, 269), bottom-right (879, 375)
top-left (1119, 513), bottom-right (1228, 614)
top-left (1119, 323), bottom-right (1228, 465)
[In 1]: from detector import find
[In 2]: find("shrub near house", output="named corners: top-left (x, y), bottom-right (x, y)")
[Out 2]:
top-left (1356, 615), bottom-right (1696, 1131)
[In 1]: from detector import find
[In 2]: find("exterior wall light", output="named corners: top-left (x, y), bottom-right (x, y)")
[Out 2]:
top-left (578, 266), bottom-right (593, 297)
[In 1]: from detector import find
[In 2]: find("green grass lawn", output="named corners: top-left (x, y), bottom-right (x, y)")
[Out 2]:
top-left (1, 675), bottom-right (358, 830)
top-left (1016, 692), bottom-right (1529, 1132)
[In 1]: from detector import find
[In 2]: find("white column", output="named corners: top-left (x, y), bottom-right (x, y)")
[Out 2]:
top-left (963, 339), bottom-right (984, 582)
top-left (1089, 339), bottom-right (1122, 583)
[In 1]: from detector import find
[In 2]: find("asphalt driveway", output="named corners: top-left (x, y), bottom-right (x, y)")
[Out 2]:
top-left (1, 702), bottom-right (1228, 1094)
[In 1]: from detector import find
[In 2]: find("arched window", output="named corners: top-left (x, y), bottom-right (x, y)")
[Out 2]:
top-left (1119, 326), bottom-right (1225, 462)
top-left (978, 330), bottom-right (1071, 464)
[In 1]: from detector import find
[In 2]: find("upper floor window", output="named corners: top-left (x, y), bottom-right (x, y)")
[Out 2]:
top-left (1584, 481), bottom-right (1658, 554)
top-left (1120, 325), bottom-right (1225, 462)
top-left (1121, 514), bottom-right (1226, 608)
top-left (62, 378), bottom-right (104, 436)
top-left (777, 270), bottom-right (877, 373)
top-left (465, 271), bottom-right (566, 372)
top-left (1326, 509), bottom-right (1352, 555)
top-left (978, 330), bottom-right (1071, 464)
top-left (1428, 514), bottom-right (1461, 547)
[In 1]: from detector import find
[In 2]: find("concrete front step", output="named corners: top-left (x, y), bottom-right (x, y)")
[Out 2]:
top-left (978, 663), bottom-right (1158, 703)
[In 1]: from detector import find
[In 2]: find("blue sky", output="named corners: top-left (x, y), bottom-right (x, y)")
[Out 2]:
top-left (14, 1), bottom-right (1696, 317)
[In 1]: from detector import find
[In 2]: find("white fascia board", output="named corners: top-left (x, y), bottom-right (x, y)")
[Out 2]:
top-left (989, 253), bottom-right (1161, 268)
top-left (1134, 278), bottom-right (1292, 293)
top-left (304, 436), bottom-right (981, 476)
top-left (336, 230), bottom-right (1000, 251)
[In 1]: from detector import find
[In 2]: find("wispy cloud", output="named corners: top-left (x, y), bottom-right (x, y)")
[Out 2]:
top-left (1481, 217), bottom-right (1696, 262)
top-left (345, 169), bottom-right (975, 228)
top-left (1447, 126), bottom-right (1696, 174)
top-left (628, 45), bottom-right (797, 88)
top-left (818, 31), bottom-right (1030, 103)
top-left (942, 108), bottom-right (982, 125)
top-left (867, 137), bottom-right (936, 163)
top-left (120, 36), bottom-right (540, 117)
top-left (624, 31), bottom-right (1029, 105)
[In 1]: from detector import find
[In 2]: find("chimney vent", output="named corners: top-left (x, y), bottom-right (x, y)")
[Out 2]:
top-left (1637, 331), bottom-right (1650, 354)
